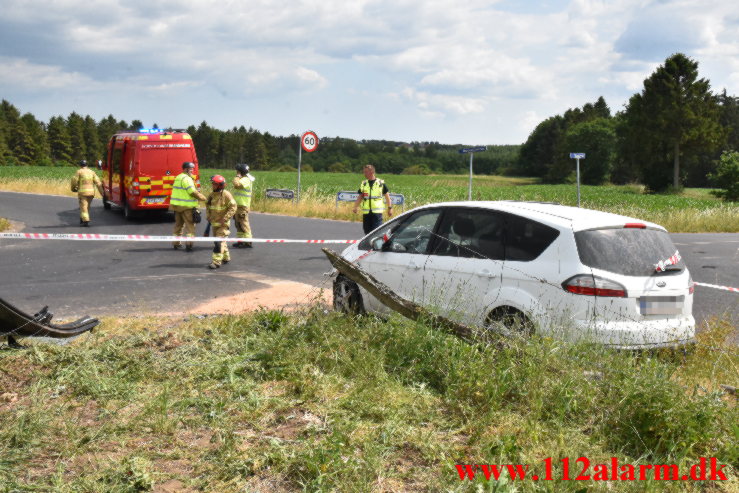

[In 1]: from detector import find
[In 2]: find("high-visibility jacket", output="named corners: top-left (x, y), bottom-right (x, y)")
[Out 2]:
top-left (359, 179), bottom-right (386, 214)
top-left (71, 168), bottom-right (101, 197)
top-left (232, 176), bottom-right (252, 208)
top-left (206, 190), bottom-right (237, 228)
top-left (170, 173), bottom-right (200, 208)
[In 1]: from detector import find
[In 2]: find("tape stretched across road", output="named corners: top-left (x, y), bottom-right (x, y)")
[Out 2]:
top-left (2, 232), bottom-right (738, 293)
top-left (694, 282), bottom-right (739, 293)
top-left (0, 232), bottom-right (358, 244)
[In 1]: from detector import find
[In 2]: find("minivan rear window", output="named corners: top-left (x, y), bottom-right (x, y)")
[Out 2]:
top-left (575, 228), bottom-right (684, 276)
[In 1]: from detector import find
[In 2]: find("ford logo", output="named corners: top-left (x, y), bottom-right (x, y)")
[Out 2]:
top-left (656, 281), bottom-right (666, 287)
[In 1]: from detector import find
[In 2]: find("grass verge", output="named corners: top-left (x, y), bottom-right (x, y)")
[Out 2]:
top-left (1, 309), bottom-right (736, 492)
top-left (0, 217), bottom-right (10, 232)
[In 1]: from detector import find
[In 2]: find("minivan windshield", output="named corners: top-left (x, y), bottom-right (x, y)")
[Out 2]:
top-left (575, 228), bottom-right (684, 277)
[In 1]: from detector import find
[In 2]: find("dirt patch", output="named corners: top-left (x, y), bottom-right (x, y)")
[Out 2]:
top-left (154, 479), bottom-right (194, 493)
top-left (187, 279), bottom-right (331, 315)
top-left (270, 409), bottom-right (325, 441)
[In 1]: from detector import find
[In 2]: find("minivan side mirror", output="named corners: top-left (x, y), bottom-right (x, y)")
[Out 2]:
top-left (371, 237), bottom-right (385, 251)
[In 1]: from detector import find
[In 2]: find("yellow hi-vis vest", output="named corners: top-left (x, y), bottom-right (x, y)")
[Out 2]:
top-left (360, 179), bottom-right (385, 214)
top-left (170, 173), bottom-right (198, 208)
top-left (233, 176), bottom-right (252, 208)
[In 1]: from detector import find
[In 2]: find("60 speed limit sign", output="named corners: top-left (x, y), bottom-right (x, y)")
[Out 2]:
top-left (301, 131), bottom-right (319, 153)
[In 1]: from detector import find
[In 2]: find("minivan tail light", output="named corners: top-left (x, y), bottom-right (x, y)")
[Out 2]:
top-left (624, 223), bottom-right (646, 229)
top-left (689, 276), bottom-right (694, 295)
top-left (562, 274), bottom-right (627, 297)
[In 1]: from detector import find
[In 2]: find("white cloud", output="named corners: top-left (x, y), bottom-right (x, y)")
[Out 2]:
top-left (0, 56), bottom-right (91, 89)
top-left (0, 0), bottom-right (735, 143)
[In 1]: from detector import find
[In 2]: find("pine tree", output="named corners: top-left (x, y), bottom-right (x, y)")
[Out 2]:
top-left (48, 116), bottom-right (72, 165)
top-left (21, 113), bottom-right (49, 165)
top-left (621, 53), bottom-right (724, 191)
top-left (67, 112), bottom-right (87, 163)
top-left (83, 116), bottom-right (101, 163)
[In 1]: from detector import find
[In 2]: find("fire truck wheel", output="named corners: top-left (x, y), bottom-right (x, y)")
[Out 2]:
top-left (103, 196), bottom-right (111, 210)
top-left (123, 198), bottom-right (134, 220)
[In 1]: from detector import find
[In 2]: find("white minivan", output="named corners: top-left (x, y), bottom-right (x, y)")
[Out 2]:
top-left (333, 201), bottom-right (695, 349)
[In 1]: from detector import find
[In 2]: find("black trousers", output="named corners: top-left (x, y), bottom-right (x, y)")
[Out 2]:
top-left (362, 213), bottom-right (384, 235)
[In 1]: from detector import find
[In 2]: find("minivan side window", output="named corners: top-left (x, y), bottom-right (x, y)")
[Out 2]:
top-left (504, 213), bottom-right (559, 261)
top-left (357, 209), bottom-right (441, 252)
top-left (432, 208), bottom-right (505, 260)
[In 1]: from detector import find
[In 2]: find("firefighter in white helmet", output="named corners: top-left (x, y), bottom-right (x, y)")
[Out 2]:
top-left (232, 163), bottom-right (254, 248)
top-left (170, 161), bottom-right (206, 251)
top-left (70, 160), bottom-right (105, 227)
top-left (206, 175), bottom-right (237, 269)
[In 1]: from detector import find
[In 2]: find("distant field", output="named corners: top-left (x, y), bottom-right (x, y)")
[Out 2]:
top-left (1, 166), bottom-right (737, 232)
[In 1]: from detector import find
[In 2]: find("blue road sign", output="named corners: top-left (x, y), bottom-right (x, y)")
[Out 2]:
top-left (569, 153), bottom-right (586, 159)
top-left (459, 146), bottom-right (487, 154)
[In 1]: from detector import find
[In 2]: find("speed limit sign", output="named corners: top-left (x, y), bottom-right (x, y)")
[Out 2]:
top-left (301, 131), bottom-right (319, 153)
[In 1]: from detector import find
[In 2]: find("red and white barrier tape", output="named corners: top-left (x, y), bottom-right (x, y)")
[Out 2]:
top-left (694, 282), bottom-right (739, 293)
top-left (0, 232), bottom-right (358, 244)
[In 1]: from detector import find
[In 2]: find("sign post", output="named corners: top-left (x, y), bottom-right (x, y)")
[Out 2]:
top-left (569, 153), bottom-right (586, 207)
top-left (298, 131), bottom-right (319, 202)
top-left (459, 146), bottom-right (487, 200)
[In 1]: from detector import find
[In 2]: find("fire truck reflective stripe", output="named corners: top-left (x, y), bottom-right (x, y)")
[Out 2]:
top-left (138, 136), bottom-right (148, 140)
top-left (694, 282), bottom-right (739, 293)
top-left (0, 232), bottom-right (359, 244)
top-left (160, 135), bottom-right (172, 140)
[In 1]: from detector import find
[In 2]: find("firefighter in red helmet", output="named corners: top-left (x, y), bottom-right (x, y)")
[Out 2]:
top-left (205, 175), bottom-right (237, 269)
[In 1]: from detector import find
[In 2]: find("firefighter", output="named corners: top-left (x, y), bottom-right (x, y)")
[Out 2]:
top-left (70, 160), bottom-right (105, 227)
top-left (232, 163), bottom-right (254, 248)
top-left (170, 161), bottom-right (206, 251)
top-left (206, 175), bottom-right (237, 270)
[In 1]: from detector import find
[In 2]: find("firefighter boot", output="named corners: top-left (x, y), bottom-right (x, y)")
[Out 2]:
top-left (82, 221), bottom-right (90, 227)
top-left (244, 242), bottom-right (253, 248)
top-left (208, 262), bottom-right (220, 270)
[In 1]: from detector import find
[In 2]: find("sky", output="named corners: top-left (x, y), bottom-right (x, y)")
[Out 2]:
top-left (1, 0), bottom-right (737, 146)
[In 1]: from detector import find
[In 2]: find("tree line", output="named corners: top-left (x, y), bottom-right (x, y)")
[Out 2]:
top-left (0, 102), bottom-right (519, 176)
top-left (0, 53), bottom-right (736, 195)
top-left (519, 53), bottom-right (738, 192)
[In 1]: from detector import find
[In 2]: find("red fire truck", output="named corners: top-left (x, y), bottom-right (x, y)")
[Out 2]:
top-left (102, 129), bottom-right (201, 219)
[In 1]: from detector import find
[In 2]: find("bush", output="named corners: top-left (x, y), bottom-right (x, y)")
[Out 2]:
top-left (401, 164), bottom-right (432, 175)
top-left (709, 150), bottom-right (739, 201)
top-left (327, 162), bottom-right (349, 173)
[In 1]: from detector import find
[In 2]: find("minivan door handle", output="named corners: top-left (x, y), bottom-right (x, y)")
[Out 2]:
top-left (477, 268), bottom-right (495, 278)
top-left (408, 260), bottom-right (422, 270)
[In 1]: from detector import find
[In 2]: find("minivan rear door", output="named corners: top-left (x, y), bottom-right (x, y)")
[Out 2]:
top-left (423, 207), bottom-right (506, 326)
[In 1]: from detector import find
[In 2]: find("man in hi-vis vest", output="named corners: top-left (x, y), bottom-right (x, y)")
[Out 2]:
top-left (232, 163), bottom-right (254, 248)
top-left (70, 160), bottom-right (104, 227)
top-left (352, 164), bottom-right (393, 234)
top-left (170, 161), bottom-right (206, 251)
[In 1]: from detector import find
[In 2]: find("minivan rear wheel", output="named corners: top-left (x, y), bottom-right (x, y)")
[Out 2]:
top-left (485, 307), bottom-right (533, 337)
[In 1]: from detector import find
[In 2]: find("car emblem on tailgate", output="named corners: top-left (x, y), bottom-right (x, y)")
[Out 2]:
top-left (656, 281), bottom-right (666, 287)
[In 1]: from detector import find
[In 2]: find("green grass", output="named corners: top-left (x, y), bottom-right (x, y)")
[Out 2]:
top-left (0, 217), bottom-right (9, 232)
top-left (1, 166), bottom-right (737, 232)
top-left (0, 309), bottom-right (737, 491)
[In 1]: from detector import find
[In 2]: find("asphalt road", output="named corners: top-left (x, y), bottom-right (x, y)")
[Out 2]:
top-left (0, 191), bottom-right (737, 327)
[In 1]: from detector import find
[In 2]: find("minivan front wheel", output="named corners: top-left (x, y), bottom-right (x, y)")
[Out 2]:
top-left (485, 307), bottom-right (534, 337)
top-left (333, 276), bottom-right (364, 315)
